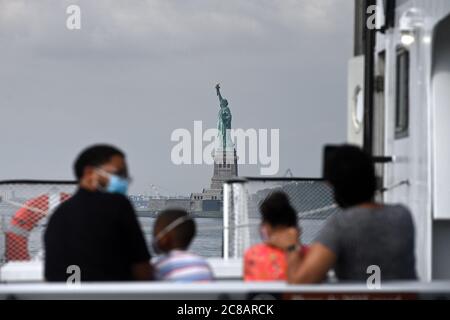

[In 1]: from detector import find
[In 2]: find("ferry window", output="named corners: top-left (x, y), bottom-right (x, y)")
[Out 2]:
top-left (395, 48), bottom-right (410, 139)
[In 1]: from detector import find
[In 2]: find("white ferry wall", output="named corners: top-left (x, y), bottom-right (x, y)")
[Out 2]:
top-left (348, 0), bottom-right (450, 281)
top-left (430, 5), bottom-right (450, 281)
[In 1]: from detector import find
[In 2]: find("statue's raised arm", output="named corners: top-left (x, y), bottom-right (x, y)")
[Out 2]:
top-left (215, 83), bottom-right (224, 103)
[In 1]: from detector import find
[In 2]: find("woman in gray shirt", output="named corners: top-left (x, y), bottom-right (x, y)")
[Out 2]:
top-left (269, 145), bottom-right (417, 283)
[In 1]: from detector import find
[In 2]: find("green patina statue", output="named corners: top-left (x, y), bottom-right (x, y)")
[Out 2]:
top-left (215, 84), bottom-right (233, 150)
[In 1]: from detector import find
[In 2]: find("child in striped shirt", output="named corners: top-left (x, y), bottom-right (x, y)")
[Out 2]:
top-left (152, 209), bottom-right (214, 282)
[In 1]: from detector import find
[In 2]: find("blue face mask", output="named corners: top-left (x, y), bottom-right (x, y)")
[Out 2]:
top-left (106, 174), bottom-right (129, 195)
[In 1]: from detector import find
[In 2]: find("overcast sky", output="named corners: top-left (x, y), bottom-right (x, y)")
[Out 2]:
top-left (0, 0), bottom-right (353, 195)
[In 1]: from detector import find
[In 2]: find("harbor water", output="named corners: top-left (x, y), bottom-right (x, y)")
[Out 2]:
top-left (2, 214), bottom-right (324, 260)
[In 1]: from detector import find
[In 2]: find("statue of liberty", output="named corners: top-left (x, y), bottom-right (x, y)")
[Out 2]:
top-left (215, 84), bottom-right (233, 151)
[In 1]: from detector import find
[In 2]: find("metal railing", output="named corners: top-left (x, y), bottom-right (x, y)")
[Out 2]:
top-left (0, 178), bottom-right (340, 267)
top-left (222, 178), bottom-right (340, 259)
top-left (0, 180), bottom-right (77, 266)
top-left (1, 281), bottom-right (450, 300)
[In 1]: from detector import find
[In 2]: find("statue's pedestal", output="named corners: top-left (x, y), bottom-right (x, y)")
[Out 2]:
top-left (210, 148), bottom-right (238, 191)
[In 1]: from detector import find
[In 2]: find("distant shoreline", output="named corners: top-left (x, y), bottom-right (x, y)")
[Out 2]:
top-left (136, 211), bottom-right (223, 219)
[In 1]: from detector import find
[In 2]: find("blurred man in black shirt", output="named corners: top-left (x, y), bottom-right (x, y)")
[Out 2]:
top-left (44, 145), bottom-right (152, 282)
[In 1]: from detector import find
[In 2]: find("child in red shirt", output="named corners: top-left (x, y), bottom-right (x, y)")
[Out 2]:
top-left (244, 192), bottom-right (308, 281)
